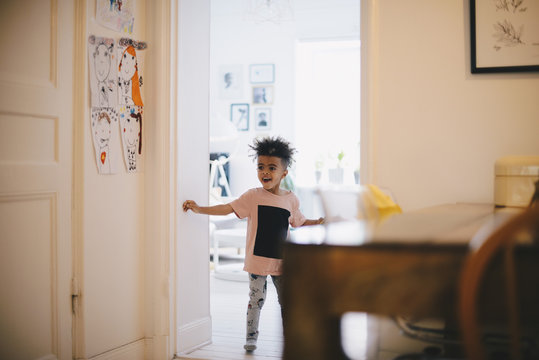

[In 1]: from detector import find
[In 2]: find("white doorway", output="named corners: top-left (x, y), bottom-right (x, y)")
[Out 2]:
top-left (176, 0), bottom-right (369, 357)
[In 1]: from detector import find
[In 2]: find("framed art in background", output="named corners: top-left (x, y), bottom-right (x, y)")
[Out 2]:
top-left (249, 64), bottom-right (275, 83)
top-left (230, 103), bottom-right (249, 131)
top-left (219, 64), bottom-right (243, 99)
top-left (470, 0), bottom-right (539, 73)
top-left (252, 86), bottom-right (273, 104)
top-left (254, 108), bottom-right (271, 131)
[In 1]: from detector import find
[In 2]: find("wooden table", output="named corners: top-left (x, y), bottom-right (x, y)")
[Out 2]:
top-left (282, 204), bottom-right (535, 360)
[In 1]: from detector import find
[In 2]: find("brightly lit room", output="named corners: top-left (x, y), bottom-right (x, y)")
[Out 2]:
top-left (184, 1), bottom-right (539, 360)
top-left (201, 0), bottom-right (366, 358)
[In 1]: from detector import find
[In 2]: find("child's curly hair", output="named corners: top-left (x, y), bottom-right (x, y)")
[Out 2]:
top-left (249, 136), bottom-right (296, 168)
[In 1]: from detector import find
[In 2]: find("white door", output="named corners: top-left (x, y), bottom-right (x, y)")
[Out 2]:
top-left (0, 1), bottom-right (75, 359)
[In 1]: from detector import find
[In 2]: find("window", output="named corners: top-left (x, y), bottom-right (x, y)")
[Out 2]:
top-left (294, 40), bottom-right (361, 186)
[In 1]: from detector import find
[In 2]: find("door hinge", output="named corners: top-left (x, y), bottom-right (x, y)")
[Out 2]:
top-left (71, 278), bottom-right (80, 315)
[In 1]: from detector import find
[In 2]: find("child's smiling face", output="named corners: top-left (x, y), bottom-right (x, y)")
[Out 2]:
top-left (257, 155), bottom-right (288, 194)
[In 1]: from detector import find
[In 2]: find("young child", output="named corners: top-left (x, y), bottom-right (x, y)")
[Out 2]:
top-left (183, 136), bottom-right (323, 352)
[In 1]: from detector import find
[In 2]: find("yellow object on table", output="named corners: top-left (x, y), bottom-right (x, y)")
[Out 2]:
top-left (363, 184), bottom-right (402, 220)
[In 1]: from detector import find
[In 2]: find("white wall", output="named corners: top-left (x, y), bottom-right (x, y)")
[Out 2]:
top-left (369, 0), bottom-right (539, 211)
top-left (210, 0), bottom-right (360, 196)
top-left (83, 1), bottom-right (147, 358)
top-left (176, 0), bottom-right (212, 355)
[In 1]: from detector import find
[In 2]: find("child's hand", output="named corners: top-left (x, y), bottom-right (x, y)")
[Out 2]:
top-left (183, 200), bottom-right (200, 213)
top-left (301, 217), bottom-right (325, 226)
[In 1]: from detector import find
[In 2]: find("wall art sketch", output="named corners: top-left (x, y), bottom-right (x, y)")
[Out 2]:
top-left (119, 105), bottom-right (143, 172)
top-left (471, 0), bottom-right (539, 73)
top-left (252, 86), bottom-right (273, 104)
top-left (219, 64), bottom-right (243, 99)
top-left (96, 0), bottom-right (135, 34)
top-left (91, 107), bottom-right (120, 174)
top-left (88, 35), bottom-right (117, 107)
top-left (118, 38), bottom-right (147, 106)
top-left (230, 103), bottom-right (249, 131)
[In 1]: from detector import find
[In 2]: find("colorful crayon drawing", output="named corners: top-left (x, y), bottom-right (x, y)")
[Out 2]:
top-left (96, 0), bottom-right (135, 34)
top-left (118, 38), bottom-right (146, 106)
top-left (119, 106), bottom-right (143, 172)
top-left (91, 107), bottom-right (120, 174)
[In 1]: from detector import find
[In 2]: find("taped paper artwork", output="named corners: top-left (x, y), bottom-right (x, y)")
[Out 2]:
top-left (118, 38), bottom-right (147, 107)
top-left (96, 0), bottom-right (135, 34)
top-left (119, 105), bottom-right (143, 173)
top-left (88, 35), bottom-right (117, 107)
top-left (91, 107), bottom-right (120, 174)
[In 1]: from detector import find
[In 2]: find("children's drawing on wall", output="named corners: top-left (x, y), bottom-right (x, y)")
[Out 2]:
top-left (219, 64), bottom-right (243, 99)
top-left (119, 105), bottom-right (143, 172)
top-left (91, 107), bottom-right (120, 174)
top-left (118, 38), bottom-right (147, 106)
top-left (96, 0), bottom-right (135, 34)
top-left (88, 35), bottom-right (117, 107)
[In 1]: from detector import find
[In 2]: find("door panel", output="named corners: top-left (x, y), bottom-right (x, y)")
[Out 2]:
top-left (0, 193), bottom-right (58, 360)
top-left (0, 0), bottom-right (74, 359)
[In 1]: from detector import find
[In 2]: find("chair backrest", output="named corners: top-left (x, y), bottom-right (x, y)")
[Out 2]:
top-left (458, 205), bottom-right (539, 360)
top-left (316, 185), bottom-right (365, 222)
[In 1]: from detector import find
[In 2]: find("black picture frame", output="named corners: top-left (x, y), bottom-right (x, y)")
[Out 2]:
top-left (470, 0), bottom-right (539, 73)
top-left (254, 108), bottom-right (271, 131)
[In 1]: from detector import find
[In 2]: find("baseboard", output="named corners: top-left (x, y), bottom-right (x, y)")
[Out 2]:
top-left (88, 339), bottom-right (146, 360)
top-left (176, 316), bottom-right (212, 355)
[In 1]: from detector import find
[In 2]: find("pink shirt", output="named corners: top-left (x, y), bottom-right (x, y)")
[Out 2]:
top-left (230, 188), bottom-right (306, 276)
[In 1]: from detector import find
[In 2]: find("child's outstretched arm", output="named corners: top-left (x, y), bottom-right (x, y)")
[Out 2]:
top-left (183, 200), bottom-right (234, 216)
top-left (302, 217), bottom-right (324, 226)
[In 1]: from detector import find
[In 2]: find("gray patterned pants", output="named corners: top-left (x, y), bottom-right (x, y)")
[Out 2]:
top-left (246, 273), bottom-right (284, 341)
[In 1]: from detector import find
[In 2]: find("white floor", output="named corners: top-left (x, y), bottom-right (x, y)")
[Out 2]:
top-left (178, 271), bottom-right (284, 360)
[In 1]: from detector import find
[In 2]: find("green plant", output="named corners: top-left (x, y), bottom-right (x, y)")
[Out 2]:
top-left (337, 150), bottom-right (345, 168)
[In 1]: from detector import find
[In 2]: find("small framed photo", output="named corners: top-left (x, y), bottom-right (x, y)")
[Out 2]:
top-left (250, 64), bottom-right (275, 84)
top-left (252, 86), bottom-right (273, 105)
top-left (230, 103), bottom-right (249, 131)
top-left (254, 108), bottom-right (271, 131)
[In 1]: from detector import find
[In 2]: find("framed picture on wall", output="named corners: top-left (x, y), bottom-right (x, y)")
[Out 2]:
top-left (252, 86), bottom-right (273, 104)
top-left (254, 108), bottom-right (271, 131)
top-left (219, 64), bottom-right (243, 99)
top-left (230, 103), bottom-right (249, 131)
top-left (250, 64), bottom-right (275, 83)
top-left (470, 0), bottom-right (539, 73)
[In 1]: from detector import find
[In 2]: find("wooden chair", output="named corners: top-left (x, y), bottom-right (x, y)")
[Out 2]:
top-left (458, 205), bottom-right (539, 360)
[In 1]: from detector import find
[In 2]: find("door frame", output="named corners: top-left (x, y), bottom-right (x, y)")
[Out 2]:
top-left (72, 0), bottom-right (87, 357)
